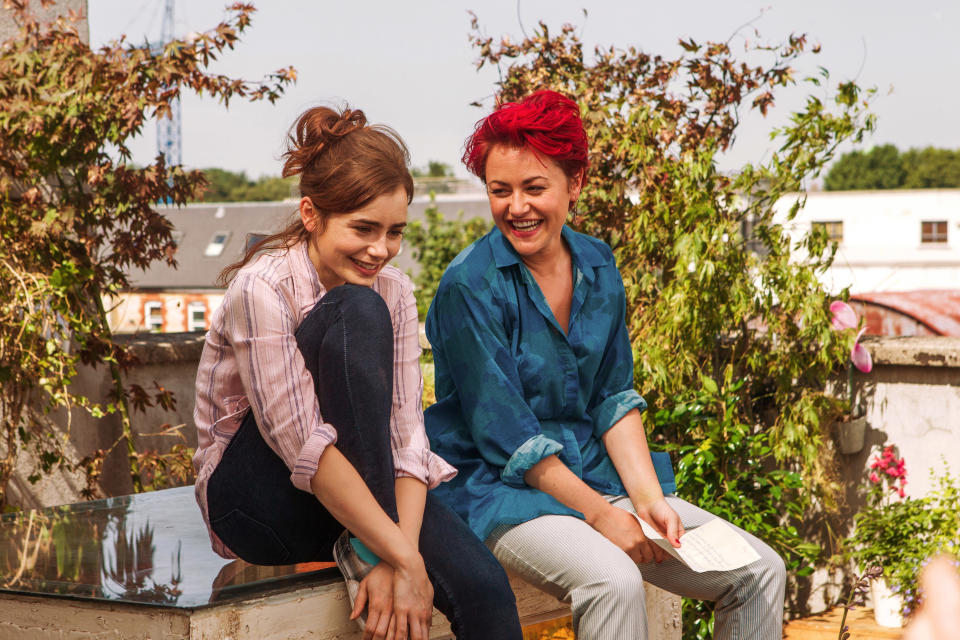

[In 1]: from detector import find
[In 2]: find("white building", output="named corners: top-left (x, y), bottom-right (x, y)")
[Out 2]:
top-left (775, 189), bottom-right (960, 294)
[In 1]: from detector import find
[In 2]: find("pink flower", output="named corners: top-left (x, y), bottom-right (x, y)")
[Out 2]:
top-left (898, 488), bottom-right (905, 498)
top-left (869, 472), bottom-right (880, 483)
top-left (829, 301), bottom-right (873, 373)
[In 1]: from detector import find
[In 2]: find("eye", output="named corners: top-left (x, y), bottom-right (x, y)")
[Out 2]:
top-left (388, 229), bottom-right (404, 238)
top-left (488, 186), bottom-right (510, 197)
top-left (353, 225), bottom-right (373, 234)
top-left (526, 185), bottom-right (546, 194)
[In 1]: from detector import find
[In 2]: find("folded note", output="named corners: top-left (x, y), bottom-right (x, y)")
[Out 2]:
top-left (634, 516), bottom-right (761, 572)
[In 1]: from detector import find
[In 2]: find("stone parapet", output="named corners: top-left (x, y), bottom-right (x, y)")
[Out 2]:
top-left (864, 335), bottom-right (960, 368)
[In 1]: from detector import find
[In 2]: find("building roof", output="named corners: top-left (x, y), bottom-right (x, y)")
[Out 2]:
top-left (128, 195), bottom-right (491, 290)
top-left (851, 290), bottom-right (960, 337)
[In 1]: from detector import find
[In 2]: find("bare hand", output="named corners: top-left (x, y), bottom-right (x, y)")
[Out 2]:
top-left (390, 559), bottom-right (434, 640)
top-left (903, 555), bottom-right (960, 640)
top-left (635, 497), bottom-right (685, 554)
top-left (352, 562), bottom-right (395, 640)
top-left (590, 502), bottom-right (663, 564)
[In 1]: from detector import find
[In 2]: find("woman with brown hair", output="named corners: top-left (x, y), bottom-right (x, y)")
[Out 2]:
top-left (193, 105), bottom-right (523, 640)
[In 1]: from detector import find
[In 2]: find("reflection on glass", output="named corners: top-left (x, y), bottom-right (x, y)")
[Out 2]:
top-left (0, 486), bottom-right (339, 608)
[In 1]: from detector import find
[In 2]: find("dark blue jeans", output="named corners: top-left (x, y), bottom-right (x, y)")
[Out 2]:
top-left (207, 284), bottom-right (521, 639)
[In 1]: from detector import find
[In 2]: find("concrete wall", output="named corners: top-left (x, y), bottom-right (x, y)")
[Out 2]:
top-left (852, 335), bottom-right (960, 497)
top-left (9, 333), bottom-right (205, 507)
top-left (0, 0), bottom-right (88, 44)
top-left (790, 335), bottom-right (960, 615)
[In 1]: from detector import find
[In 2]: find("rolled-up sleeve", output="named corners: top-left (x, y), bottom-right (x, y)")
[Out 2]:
top-left (224, 273), bottom-right (337, 493)
top-left (588, 277), bottom-right (647, 438)
top-left (428, 282), bottom-right (561, 488)
top-left (389, 279), bottom-right (456, 488)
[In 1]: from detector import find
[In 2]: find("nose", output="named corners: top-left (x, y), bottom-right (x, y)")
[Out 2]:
top-left (367, 234), bottom-right (390, 260)
top-left (509, 191), bottom-right (529, 216)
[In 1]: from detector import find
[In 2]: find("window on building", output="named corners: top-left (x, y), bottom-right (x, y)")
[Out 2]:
top-left (921, 220), bottom-right (948, 244)
top-left (144, 301), bottom-right (163, 332)
top-left (246, 233), bottom-right (269, 252)
top-left (812, 221), bottom-right (843, 243)
top-left (204, 231), bottom-right (231, 257)
top-left (187, 301), bottom-right (207, 332)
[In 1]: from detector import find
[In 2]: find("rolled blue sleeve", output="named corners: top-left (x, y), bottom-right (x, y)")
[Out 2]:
top-left (427, 282), bottom-right (560, 485)
top-left (501, 434), bottom-right (564, 487)
top-left (593, 389), bottom-right (647, 437)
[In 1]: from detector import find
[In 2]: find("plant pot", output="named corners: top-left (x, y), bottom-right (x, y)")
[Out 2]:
top-left (870, 577), bottom-right (904, 628)
top-left (836, 415), bottom-right (867, 454)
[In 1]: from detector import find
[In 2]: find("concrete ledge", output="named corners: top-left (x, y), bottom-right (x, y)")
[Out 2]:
top-left (865, 335), bottom-right (960, 368)
top-left (118, 331), bottom-right (206, 366)
top-left (0, 575), bottom-right (680, 639)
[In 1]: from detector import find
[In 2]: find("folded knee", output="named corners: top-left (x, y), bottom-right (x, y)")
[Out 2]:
top-left (326, 284), bottom-right (390, 325)
top-left (574, 564), bottom-right (645, 608)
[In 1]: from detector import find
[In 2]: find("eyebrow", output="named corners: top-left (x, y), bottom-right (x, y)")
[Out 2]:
top-left (488, 176), bottom-right (548, 186)
top-left (352, 218), bottom-right (407, 229)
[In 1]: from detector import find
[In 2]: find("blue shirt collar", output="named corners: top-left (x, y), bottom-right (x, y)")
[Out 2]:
top-left (490, 225), bottom-right (610, 275)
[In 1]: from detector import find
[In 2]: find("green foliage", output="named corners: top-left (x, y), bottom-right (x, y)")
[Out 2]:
top-left (411, 161), bottom-right (454, 178)
top-left (469, 14), bottom-right (874, 634)
top-left (653, 369), bottom-right (820, 633)
top-left (847, 461), bottom-right (960, 616)
top-left (404, 196), bottom-right (491, 317)
top-left (0, 3), bottom-right (294, 505)
top-left (825, 145), bottom-right (960, 190)
top-left (195, 167), bottom-right (296, 202)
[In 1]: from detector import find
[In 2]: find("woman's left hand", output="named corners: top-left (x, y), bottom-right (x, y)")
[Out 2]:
top-left (635, 497), bottom-right (685, 560)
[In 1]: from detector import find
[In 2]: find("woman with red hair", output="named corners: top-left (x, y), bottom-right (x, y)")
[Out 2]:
top-left (425, 90), bottom-right (786, 638)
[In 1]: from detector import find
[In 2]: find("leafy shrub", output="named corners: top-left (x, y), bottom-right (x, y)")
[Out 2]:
top-left (848, 453), bottom-right (960, 617)
top-left (0, 3), bottom-right (294, 502)
top-left (404, 195), bottom-right (491, 318)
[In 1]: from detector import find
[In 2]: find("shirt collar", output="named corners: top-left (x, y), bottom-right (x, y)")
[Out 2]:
top-left (292, 241), bottom-right (325, 311)
top-left (490, 224), bottom-right (611, 274)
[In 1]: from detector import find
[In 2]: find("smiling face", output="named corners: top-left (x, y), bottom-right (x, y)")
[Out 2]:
top-left (484, 144), bottom-right (583, 265)
top-left (300, 187), bottom-right (408, 289)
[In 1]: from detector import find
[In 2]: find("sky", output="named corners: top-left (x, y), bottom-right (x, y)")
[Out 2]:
top-left (86, 1), bottom-right (960, 181)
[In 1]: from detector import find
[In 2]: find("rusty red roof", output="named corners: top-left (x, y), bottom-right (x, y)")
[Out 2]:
top-left (850, 290), bottom-right (960, 337)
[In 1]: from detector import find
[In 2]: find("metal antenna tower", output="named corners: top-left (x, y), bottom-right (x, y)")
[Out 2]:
top-left (153, 0), bottom-right (181, 167)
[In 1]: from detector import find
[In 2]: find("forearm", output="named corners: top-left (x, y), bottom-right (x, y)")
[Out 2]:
top-left (602, 409), bottom-right (664, 506)
top-left (523, 455), bottom-right (610, 525)
top-left (395, 477), bottom-right (426, 545)
top-left (310, 445), bottom-right (421, 572)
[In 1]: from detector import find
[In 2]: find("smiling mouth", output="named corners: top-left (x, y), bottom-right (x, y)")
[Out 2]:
top-left (509, 219), bottom-right (543, 231)
top-left (350, 258), bottom-right (381, 272)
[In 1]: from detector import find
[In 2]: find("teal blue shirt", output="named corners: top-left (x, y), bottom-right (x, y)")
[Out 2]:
top-left (425, 225), bottom-right (675, 541)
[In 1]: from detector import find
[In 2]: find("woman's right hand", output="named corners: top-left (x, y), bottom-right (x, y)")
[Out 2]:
top-left (589, 502), bottom-right (664, 564)
top-left (390, 557), bottom-right (434, 640)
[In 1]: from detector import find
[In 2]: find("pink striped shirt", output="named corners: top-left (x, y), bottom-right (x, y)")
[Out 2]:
top-left (193, 241), bottom-right (456, 558)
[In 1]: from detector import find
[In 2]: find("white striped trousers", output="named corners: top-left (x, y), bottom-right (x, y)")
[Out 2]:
top-left (486, 495), bottom-right (787, 639)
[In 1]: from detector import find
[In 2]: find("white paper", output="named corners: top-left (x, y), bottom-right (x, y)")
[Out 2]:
top-left (634, 516), bottom-right (761, 573)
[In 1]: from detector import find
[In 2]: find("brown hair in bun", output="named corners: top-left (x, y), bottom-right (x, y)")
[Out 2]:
top-left (218, 104), bottom-right (413, 285)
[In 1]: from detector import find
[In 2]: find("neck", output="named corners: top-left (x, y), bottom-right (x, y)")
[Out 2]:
top-left (305, 239), bottom-right (341, 290)
top-left (522, 236), bottom-right (570, 278)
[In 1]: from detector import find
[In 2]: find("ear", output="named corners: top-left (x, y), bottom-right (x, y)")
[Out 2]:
top-left (299, 197), bottom-right (319, 232)
top-left (567, 170), bottom-right (585, 207)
